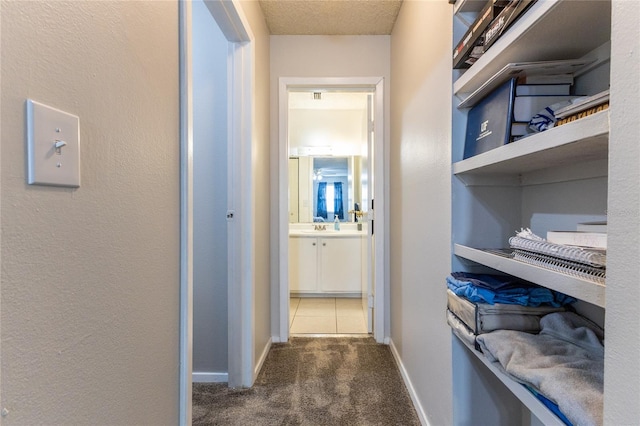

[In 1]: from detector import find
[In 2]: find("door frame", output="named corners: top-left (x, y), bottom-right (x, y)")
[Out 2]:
top-left (277, 77), bottom-right (386, 343)
top-left (179, 1), bottom-right (254, 424)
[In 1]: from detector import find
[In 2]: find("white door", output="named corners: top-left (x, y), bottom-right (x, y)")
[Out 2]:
top-left (363, 94), bottom-right (375, 333)
top-left (288, 158), bottom-right (299, 223)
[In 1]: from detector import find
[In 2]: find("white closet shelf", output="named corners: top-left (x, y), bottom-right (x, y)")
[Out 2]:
top-left (454, 244), bottom-right (606, 308)
top-left (453, 110), bottom-right (609, 183)
top-left (454, 0), bottom-right (611, 98)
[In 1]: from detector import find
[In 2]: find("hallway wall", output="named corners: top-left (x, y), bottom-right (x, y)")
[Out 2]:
top-left (0, 1), bottom-right (180, 424)
top-left (269, 35), bottom-right (391, 339)
top-left (389, 1), bottom-right (453, 425)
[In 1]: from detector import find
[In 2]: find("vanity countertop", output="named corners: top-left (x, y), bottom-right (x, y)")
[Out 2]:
top-left (288, 229), bottom-right (365, 237)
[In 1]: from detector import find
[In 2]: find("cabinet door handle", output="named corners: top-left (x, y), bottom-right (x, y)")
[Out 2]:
top-left (312, 242), bottom-right (316, 246)
top-left (323, 242), bottom-right (327, 246)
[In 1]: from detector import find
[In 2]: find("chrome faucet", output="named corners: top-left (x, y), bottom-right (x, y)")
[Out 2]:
top-left (313, 224), bottom-right (327, 231)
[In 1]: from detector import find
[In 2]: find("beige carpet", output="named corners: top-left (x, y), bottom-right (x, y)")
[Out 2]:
top-left (193, 337), bottom-right (421, 425)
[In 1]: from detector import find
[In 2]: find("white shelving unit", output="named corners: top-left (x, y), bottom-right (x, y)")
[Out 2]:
top-left (453, 0), bottom-right (610, 99)
top-left (450, 0), bottom-right (612, 424)
top-left (454, 244), bottom-right (605, 307)
top-left (453, 109), bottom-right (609, 185)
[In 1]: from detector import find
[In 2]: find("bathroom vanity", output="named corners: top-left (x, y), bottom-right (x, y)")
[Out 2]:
top-left (289, 228), bottom-right (365, 296)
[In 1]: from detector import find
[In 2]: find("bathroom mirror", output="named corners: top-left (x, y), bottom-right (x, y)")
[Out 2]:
top-left (287, 90), bottom-right (370, 224)
top-left (289, 155), bottom-right (363, 223)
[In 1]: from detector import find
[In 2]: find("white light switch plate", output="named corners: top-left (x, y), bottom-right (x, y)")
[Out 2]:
top-left (27, 99), bottom-right (80, 187)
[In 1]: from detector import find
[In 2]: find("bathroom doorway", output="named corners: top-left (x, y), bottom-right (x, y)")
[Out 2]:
top-left (278, 77), bottom-right (386, 342)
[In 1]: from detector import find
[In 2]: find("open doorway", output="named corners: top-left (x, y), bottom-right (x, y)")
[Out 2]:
top-left (287, 89), bottom-right (373, 335)
top-left (179, 1), bottom-right (255, 424)
top-left (278, 78), bottom-right (386, 343)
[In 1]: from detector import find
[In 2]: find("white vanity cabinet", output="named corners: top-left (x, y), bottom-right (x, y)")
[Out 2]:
top-left (289, 234), bottom-right (362, 295)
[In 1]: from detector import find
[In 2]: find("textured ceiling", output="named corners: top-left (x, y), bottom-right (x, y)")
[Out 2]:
top-left (258, 0), bottom-right (403, 35)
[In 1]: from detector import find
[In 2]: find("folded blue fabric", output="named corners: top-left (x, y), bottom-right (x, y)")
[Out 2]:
top-left (526, 385), bottom-right (573, 426)
top-left (447, 272), bottom-right (575, 307)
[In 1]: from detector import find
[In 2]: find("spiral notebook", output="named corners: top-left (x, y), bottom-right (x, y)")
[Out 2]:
top-left (509, 236), bottom-right (606, 267)
top-left (507, 236), bottom-right (606, 284)
top-left (512, 250), bottom-right (606, 284)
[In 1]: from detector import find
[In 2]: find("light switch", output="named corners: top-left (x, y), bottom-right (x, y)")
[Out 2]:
top-left (27, 99), bottom-right (80, 187)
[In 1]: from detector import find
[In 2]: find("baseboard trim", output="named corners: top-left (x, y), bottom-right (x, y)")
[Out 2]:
top-left (192, 372), bottom-right (228, 383)
top-left (389, 338), bottom-right (430, 426)
top-left (254, 337), bottom-right (273, 381)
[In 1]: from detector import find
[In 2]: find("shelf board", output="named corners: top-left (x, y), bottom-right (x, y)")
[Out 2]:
top-left (455, 335), bottom-right (566, 426)
top-left (453, 0), bottom-right (486, 16)
top-left (454, 244), bottom-right (606, 307)
top-left (453, 110), bottom-right (609, 181)
top-left (457, 59), bottom-right (593, 110)
top-left (454, 0), bottom-right (611, 98)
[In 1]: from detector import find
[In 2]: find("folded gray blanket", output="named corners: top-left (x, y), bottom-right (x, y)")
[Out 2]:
top-left (476, 312), bottom-right (604, 426)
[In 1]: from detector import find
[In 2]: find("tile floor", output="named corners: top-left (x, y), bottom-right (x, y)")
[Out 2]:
top-left (289, 297), bottom-right (369, 334)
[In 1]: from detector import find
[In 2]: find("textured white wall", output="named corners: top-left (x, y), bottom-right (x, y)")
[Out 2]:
top-left (238, 0), bottom-right (273, 376)
top-left (389, 1), bottom-right (453, 424)
top-left (289, 109), bottom-right (367, 156)
top-left (604, 1), bottom-right (640, 423)
top-left (269, 35), bottom-right (391, 337)
top-left (0, 1), bottom-right (180, 424)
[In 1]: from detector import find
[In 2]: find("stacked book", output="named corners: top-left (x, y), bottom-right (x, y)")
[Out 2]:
top-left (555, 90), bottom-right (610, 126)
top-left (463, 77), bottom-right (579, 158)
top-left (453, 0), bottom-right (537, 69)
top-left (509, 227), bottom-right (606, 284)
top-left (511, 79), bottom-right (576, 139)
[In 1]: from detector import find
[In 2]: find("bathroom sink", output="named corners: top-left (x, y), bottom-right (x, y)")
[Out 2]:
top-left (290, 229), bottom-right (363, 236)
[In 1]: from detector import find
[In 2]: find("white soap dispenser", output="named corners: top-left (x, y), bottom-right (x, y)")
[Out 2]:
top-left (334, 215), bottom-right (340, 231)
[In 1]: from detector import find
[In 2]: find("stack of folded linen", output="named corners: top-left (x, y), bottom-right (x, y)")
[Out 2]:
top-left (446, 272), bottom-right (575, 348)
top-left (477, 311), bottom-right (604, 426)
